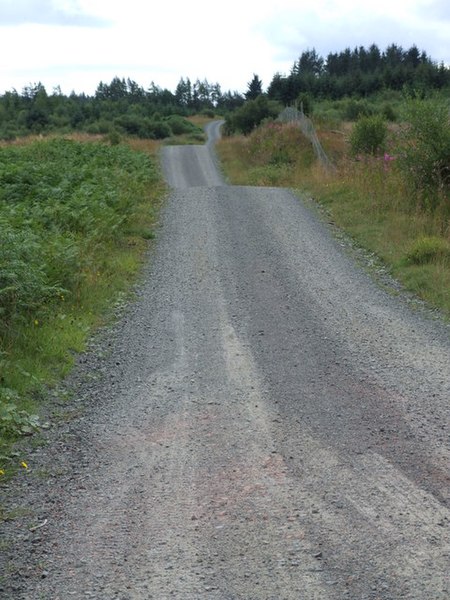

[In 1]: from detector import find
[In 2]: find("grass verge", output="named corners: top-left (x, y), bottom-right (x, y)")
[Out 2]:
top-left (217, 121), bottom-right (450, 317)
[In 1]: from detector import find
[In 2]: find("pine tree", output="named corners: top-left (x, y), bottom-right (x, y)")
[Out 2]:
top-left (245, 74), bottom-right (263, 100)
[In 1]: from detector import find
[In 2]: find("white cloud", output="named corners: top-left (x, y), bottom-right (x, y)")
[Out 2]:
top-left (258, 0), bottom-right (450, 70)
top-left (0, 0), bottom-right (108, 26)
top-left (0, 0), bottom-right (448, 95)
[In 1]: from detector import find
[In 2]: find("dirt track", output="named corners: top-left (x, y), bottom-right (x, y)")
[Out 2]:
top-left (1, 121), bottom-right (449, 599)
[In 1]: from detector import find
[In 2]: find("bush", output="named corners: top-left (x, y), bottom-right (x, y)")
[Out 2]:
top-left (297, 92), bottom-right (314, 116)
top-left (396, 98), bottom-right (450, 206)
top-left (114, 114), bottom-right (146, 136)
top-left (406, 236), bottom-right (450, 264)
top-left (0, 127), bottom-right (17, 141)
top-left (0, 389), bottom-right (40, 437)
top-left (247, 122), bottom-right (313, 167)
top-left (113, 114), bottom-right (174, 139)
top-left (85, 120), bottom-right (112, 135)
top-left (164, 115), bottom-right (199, 136)
top-left (107, 130), bottom-right (122, 145)
top-left (381, 103), bottom-right (397, 122)
top-left (350, 115), bottom-right (387, 156)
top-left (225, 96), bottom-right (281, 135)
top-left (146, 120), bottom-right (172, 139)
top-left (344, 99), bottom-right (373, 121)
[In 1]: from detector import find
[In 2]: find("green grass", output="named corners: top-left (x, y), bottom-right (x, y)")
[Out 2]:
top-left (0, 136), bottom-right (165, 472)
top-left (217, 120), bottom-right (450, 317)
top-left (0, 505), bottom-right (33, 523)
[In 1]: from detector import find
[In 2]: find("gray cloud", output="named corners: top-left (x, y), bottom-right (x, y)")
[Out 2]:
top-left (0, 0), bottom-right (109, 27)
top-left (260, 7), bottom-right (450, 68)
top-left (419, 0), bottom-right (450, 20)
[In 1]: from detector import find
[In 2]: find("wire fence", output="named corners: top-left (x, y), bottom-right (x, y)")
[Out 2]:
top-left (278, 106), bottom-right (335, 171)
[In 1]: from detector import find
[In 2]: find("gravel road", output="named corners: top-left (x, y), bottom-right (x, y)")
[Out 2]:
top-left (1, 121), bottom-right (449, 599)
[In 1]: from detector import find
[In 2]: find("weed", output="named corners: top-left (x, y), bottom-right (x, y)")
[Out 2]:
top-left (0, 506), bottom-right (33, 523)
top-left (405, 236), bottom-right (450, 264)
top-left (0, 398), bottom-right (40, 437)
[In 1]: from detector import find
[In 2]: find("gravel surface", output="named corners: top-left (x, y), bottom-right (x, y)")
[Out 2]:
top-left (1, 121), bottom-right (449, 599)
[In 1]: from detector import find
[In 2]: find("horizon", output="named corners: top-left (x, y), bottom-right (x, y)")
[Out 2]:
top-left (1, 0), bottom-right (449, 97)
top-left (1, 41), bottom-right (448, 99)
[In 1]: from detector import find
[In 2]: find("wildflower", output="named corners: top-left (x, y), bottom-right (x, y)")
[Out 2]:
top-left (21, 461), bottom-right (28, 469)
top-left (34, 319), bottom-right (39, 326)
top-left (383, 153), bottom-right (396, 172)
top-left (0, 469), bottom-right (5, 476)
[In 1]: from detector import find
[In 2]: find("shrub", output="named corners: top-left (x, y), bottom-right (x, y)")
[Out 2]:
top-left (107, 130), bottom-right (122, 145)
top-left (146, 120), bottom-right (172, 139)
top-left (344, 99), bottom-right (373, 121)
top-left (381, 103), bottom-right (397, 122)
top-left (406, 236), bottom-right (450, 264)
top-left (225, 96), bottom-right (281, 135)
top-left (350, 115), bottom-right (387, 156)
top-left (85, 120), bottom-right (112, 134)
top-left (0, 127), bottom-right (17, 141)
top-left (246, 122), bottom-right (315, 169)
top-left (396, 98), bottom-right (450, 206)
top-left (0, 388), bottom-right (40, 437)
top-left (114, 114), bottom-right (145, 136)
top-left (297, 92), bottom-right (314, 116)
top-left (164, 115), bottom-right (199, 136)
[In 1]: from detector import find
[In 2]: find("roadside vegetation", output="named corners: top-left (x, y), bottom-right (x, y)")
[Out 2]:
top-left (218, 92), bottom-right (450, 317)
top-left (0, 135), bottom-right (165, 474)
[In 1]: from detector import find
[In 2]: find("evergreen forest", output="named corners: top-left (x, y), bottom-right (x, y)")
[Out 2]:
top-left (0, 43), bottom-right (448, 141)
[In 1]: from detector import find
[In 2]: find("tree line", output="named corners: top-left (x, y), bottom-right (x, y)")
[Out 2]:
top-left (0, 43), bottom-right (448, 140)
top-left (0, 77), bottom-right (244, 140)
top-left (267, 43), bottom-right (449, 104)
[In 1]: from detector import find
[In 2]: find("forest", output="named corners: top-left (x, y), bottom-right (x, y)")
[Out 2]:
top-left (267, 43), bottom-right (449, 103)
top-left (0, 77), bottom-right (243, 141)
top-left (0, 43), bottom-right (448, 141)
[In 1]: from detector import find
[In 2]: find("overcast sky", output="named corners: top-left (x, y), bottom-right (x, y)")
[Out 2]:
top-left (0, 0), bottom-right (449, 95)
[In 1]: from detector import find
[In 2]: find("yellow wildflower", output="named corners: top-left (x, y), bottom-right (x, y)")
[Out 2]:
top-left (21, 461), bottom-right (28, 469)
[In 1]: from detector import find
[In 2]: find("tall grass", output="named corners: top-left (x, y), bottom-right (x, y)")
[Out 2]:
top-left (217, 114), bottom-right (450, 316)
top-left (219, 122), bottom-right (315, 187)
